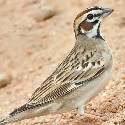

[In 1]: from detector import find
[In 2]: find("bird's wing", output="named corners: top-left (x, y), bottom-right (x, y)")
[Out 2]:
top-left (28, 45), bottom-right (105, 106)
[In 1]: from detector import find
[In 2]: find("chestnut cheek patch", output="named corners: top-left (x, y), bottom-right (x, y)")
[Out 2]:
top-left (80, 21), bottom-right (93, 31)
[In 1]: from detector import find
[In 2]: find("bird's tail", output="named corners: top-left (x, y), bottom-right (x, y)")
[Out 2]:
top-left (0, 116), bottom-right (16, 125)
top-left (0, 118), bottom-right (8, 125)
top-left (0, 104), bottom-right (36, 125)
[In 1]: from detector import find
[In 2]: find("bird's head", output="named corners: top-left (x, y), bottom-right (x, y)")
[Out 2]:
top-left (74, 6), bottom-right (114, 39)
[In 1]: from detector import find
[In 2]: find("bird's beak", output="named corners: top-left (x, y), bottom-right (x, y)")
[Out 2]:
top-left (102, 7), bottom-right (114, 18)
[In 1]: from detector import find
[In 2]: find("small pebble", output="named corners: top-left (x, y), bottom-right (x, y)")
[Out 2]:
top-left (34, 6), bottom-right (57, 22)
top-left (121, 75), bottom-right (125, 80)
top-left (0, 73), bottom-right (12, 88)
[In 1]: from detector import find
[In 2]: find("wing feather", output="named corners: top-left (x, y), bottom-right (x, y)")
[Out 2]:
top-left (28, 44), bottom-right (105, 106)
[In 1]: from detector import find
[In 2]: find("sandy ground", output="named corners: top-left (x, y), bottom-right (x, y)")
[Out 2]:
top-left (0, 0), bottom-right (125, 125)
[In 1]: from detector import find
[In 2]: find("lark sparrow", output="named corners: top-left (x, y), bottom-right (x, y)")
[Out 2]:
top-left (0, 6), bottom-right (114, 125)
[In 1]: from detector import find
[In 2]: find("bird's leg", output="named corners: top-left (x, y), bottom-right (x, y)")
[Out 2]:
top-left (76, 105), bottom-right (85, 116)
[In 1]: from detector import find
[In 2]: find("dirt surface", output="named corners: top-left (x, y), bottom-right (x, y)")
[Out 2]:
top-left (0, 0), bottom-right (125, 125)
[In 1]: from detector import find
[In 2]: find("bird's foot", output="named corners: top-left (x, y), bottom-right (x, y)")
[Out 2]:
top-left (82, 112), bottom-right (108, 122)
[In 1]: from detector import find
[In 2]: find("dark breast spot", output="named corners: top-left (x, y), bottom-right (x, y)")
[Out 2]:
top-left (82, 62), bottom-right (89, 69)
top-left (97, 61), bottom-right (101, 65)
top-left (92, 62), bottom-right (95, 66)
top-left (86, 54), bottom-right (90, 61)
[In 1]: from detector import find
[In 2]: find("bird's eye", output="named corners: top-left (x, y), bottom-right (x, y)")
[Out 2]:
top-left (87, 14), bottom-right (94, 20)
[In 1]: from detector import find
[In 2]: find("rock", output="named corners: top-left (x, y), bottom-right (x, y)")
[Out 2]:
top-left (0, 73), bottom-right (12, 88)
top-left (34, 6), bottom-right (57, 22)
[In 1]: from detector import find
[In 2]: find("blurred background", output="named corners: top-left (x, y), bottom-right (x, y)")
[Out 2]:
top-left (0, 0), bottom-right (125, 125)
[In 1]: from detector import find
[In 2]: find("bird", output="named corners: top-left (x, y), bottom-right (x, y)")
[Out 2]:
top-left (0, 6), bottom-right (114, 125)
